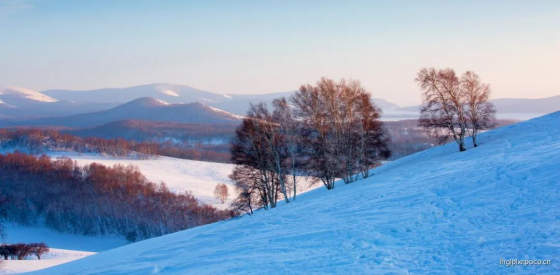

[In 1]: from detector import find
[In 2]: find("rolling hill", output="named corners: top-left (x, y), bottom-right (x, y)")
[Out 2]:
top-left (0, 86), bottom-right (57, 104)
top-left (0, 86), bottom-right (119, 118)
top-left (29, 112), bottom-right (560, 274)
top-left (0, 97), bottom-right (241, 128)
top-left (43, 83), bottom-right (230, 105)
top-left (397, 95), bottom-right (560, 115)
top-left (40, 83), bottom-right (402, 116)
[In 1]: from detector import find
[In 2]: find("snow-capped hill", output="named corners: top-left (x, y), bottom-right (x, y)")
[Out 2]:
top-left (372, 97), bottom-right (400, 110)
top-left (0, 86), bottom-right (57, 104)
top-left (490, 95), bottom-right (560, 114)
top-left (117, 97), bottom-right (171, 108)
top-left (0, 98), bottom-right (16, 108)
top-left (31, 112), bottom-right (560, 274)
top-left (0, 86), bottom-right (123, 118)
top-left (1, 98), bottom-right (242, 128)
top-left (42, 83), bottom-right (230, 105)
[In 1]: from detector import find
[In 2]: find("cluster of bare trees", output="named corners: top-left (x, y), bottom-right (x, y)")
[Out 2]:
top-left (214, 183), bottom-right (229, 203)
top-left (293, 78), bottom-right (391, 185)
top-left (230, 77), bottom-right (391, 213)
top-left (0, 243), bottom-right (49, 260)
top-left (416, 68), bottom-right (496, 152)
top-left (230, 100), bottom-right (301, 211)
top-left (0, 151), bottom-right (233, 240)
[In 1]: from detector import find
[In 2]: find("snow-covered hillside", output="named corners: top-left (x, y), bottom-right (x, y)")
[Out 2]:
top-left (27, 152), bottom-right (318, 209)
top-left (1, 224), bottom-right (126, 274)
top-left (0, 86), bottom-right (57, 104)
top-left (47, 152), bottom-right (237, 208)
top-left (30, 111), bottom-right (560, 274)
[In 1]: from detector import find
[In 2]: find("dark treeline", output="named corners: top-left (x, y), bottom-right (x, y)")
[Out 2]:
top-left (66, 120), bottom-right (237, 144)
top-left (0, 128), bottom-right (231, 163)
top-left (0, 243), bottom-right (49, 260)
top-left (0, 152), bottom-right (233, 240)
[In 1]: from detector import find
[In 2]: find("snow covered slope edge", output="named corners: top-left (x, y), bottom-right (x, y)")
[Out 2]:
top-left (31, 112), bottom-right (560, 274)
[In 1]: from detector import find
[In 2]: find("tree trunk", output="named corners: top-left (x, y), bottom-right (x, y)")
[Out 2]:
top-left (472, 129), bottom-right (478, 147)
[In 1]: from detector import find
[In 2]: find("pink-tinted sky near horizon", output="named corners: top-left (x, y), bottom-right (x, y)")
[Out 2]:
top-left (1, 0), bottom-right (559, 106)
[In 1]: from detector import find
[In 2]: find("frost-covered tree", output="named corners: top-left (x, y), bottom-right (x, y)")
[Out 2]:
top-left (462, 71), bottom-right (496, 147)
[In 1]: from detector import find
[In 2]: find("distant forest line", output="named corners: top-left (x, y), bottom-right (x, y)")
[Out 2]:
top-left (0, 118), bottom-right (517, 162)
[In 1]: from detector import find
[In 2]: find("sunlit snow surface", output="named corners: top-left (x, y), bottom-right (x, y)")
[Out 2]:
top-left (26, 112), bottom-right (560, 274)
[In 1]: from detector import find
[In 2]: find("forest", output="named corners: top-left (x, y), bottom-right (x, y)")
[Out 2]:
top-left (0, 151), bottom-right (232, 241)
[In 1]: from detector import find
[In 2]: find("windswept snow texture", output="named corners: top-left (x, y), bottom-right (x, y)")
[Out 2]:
top-left (31, 112), bottom-right (560, 274)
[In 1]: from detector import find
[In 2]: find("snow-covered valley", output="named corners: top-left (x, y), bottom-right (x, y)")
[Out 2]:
top-left (18, 112), bottom-right (559, 274)
top-left (0, 150), bottom-right (320, 274)
top-left (46, 152), bottom-right (239, 208)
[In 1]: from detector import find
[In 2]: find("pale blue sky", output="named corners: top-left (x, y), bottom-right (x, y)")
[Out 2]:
top-left (1, 0), bottom-right (559, 105)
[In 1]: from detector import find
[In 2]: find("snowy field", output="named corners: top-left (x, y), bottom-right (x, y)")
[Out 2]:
top-left (46, 152), bottom-right (238, 208)
top-left (1, 224), bottom-right (126, 274)
top-left (41, 152), bottom-right (319, 209)
top-left (0, 151), bottom-right (320, 273)
top-left (27, 111), bottom-right (560, 274)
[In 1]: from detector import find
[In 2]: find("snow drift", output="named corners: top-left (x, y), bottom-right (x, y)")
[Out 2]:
top-left (30, 112), bottom-right (560, 274)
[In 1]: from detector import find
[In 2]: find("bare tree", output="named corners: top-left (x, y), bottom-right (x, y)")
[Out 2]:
top-left (272, 97), bottom-right (303, 200)
top-left (230, 104), bottom-right (289, 209)
top-left (230, 175), bottom-right (256, 216)
top-left (230, 166), bottom-right (268, 211)
top-left (292, 77), bottom-right (391, 187)
top-left (416, 68), bottom-right (469, 152)
top-left (356, 92), bottom-right (391, 178)
top-left (30, 243), bottom-right (49, 260)
top-left (213, 183), bottom-right (229, 204)
top-left (14, 244), bottom-right (33, 260)
top-left (291, 78), bottom-right (343, 189)
top-left (462, 71), bottom-right (496, 147)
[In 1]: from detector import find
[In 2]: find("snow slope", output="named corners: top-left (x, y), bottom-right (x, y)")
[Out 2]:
top-left (42, 152), bottom-right (318, 209)
top-left (46, 152), bottom-right (237, 208)
top-left (2, 249), bottom-right (95, 274)
top-left (1, 224), bottom-right (126, 274)
top-left (0, 86), bottom-right (57, 103)
top-left (28, 112), bottom-right (560, 274)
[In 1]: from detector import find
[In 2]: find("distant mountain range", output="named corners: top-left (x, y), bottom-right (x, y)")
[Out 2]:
top-left (0, 97), bottom-right (241, 128)
top-left (0, 86), bottom-right (119, 118)
top-left (0, 83), bottom-right (558, 124)
top-left (43, 83), bottom-right (229, 105)
top-left (396, 95), bottom-right (560, 114)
